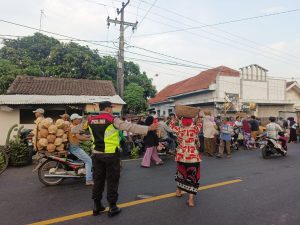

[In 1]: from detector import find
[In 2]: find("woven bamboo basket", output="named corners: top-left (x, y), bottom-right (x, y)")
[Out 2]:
top-left (175, 105), bottom-right (200, 118)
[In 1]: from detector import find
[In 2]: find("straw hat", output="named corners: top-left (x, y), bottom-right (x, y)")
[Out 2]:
top-left (47, 144), bottom-right (56, 152)
top-left (56, 129), bottom-right (64, 137)
top-left (54, 138), bottom-right (63, 146)
top-left (55, 119), bottom-right (65, 128)
top-left (38, 138), bottom-right (48, 147)
top-left (48, 125), bottom-right (58, 134)
top-left (47, 134), bottom-right (56, 143)
top-left (56, 144), bottom-right (65, 152)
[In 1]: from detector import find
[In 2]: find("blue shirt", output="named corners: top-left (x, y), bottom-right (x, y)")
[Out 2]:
top-left (220, 124), bottom-right (232, 141)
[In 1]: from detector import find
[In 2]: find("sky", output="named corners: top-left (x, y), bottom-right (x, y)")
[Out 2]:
top-left (0, 0), bottom-right (300, 91)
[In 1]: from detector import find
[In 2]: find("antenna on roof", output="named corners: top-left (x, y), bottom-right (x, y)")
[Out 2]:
top-left (39, 9), bottom-right (46, 32)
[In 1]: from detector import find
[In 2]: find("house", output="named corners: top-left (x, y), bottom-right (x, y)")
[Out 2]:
top-left (149, 65), bottom-right (295, 118)
top-left (286, 81), bottom-right (300, 110)
top-left (0, 76), bottom-right (125, 146)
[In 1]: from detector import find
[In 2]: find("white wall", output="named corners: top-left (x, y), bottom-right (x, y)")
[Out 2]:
top-left (0, 109), bottom-right (20, 146)
top-left (268, 79), bottom-right (285, 101)
top-left (217, 76), bottom-right (240, 98)
top-left (286, 88), bottom-right (300, 109)
top-left (257, 105), bottom-right (294, 118)
top-left (0, 109), bottom-right (36, 146)
top-left (242, 80), bottom-right (268, 101)
top-left (174, 91), bottom-right (215, 105)
top-left (154, 103), bottom-right (174, 117)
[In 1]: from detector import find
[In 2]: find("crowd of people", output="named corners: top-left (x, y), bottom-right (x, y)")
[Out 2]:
top-left (32, 105), bottom-right (299, 216)
top-left (136, 112), bottom-right (299, 160)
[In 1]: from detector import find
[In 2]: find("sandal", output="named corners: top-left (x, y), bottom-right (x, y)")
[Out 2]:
top-left (175, 189), bottom-right (182, 197)
top-left (186, 199), bottom-right (195, 207)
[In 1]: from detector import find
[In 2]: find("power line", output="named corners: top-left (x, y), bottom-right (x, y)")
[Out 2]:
top-left (138, 1), bottom-right (300, 61)
top-left (0, 34), bottom-right (117, 43)
top-left (76, 0), bottom-right (300, 65)
top-left (0, 20), bottom-right (212, 70)
top-left (127, 44), bottom-right (212, 68)
top-left (1, 19), bottom-right (299, 81)
top-left (138, 0), bottom-right (157, 26)
top-left (135, 8), bottom-right (300, 37)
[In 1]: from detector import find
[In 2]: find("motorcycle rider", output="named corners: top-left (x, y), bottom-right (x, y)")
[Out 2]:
top-left (32, 108), bottom-right (45, 151)
top-left (33, 108), bottom-right (45, 120)
top-left (69, 113), bottom-right (94, 186)
top-left (266, 117), bottom-right (286, 150)
top-left (88, 101), bottom-right (157, 217)
top-left (266, 117), bottom-right (283, 139)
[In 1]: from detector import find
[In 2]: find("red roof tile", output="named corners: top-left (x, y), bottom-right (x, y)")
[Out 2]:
top-left (149, 66), bottom-right (240, 104)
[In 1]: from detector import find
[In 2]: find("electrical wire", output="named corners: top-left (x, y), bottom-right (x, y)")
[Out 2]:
top-left (135, 8), bottom-right (300, 37)
top-left (0, 20), bottom-right (209, 68)
top-left (77, 0), bottom-right (300, 65)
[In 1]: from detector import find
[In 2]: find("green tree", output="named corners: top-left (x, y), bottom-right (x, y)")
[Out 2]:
top-left (0, 59), bottom-right (20, 94)
top-left (124, 83), bottom-right (147, 114)
top-left (124, 61), bottom-right (156, 98)
top-left (0, 33), bottom-right (157, 106)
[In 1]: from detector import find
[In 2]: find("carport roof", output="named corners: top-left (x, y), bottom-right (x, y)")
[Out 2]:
top-left (0, 95), bottom-right (126, 105)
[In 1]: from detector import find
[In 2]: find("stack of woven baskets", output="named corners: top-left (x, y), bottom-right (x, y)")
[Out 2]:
top-left (33, 118), bottom-right (70, 153)
top-left (175, 104), bottom-right (200, 118)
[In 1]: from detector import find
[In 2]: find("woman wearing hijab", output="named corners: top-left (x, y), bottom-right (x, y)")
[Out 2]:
top-left (288, 117), bottom-right (298, 143)
top-left (171, 117), bottom-right (201, 207)
top-left (242, 118), bottom-right (252, 149)
top-left (141, 116), bottom-right (163, 168)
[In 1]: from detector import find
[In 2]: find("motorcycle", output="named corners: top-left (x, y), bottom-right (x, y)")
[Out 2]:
top-left (157, 140), bottom-right (171, 156)
top-left (259, 131), bottom-right (288, 159)
top-left (35, 152), bottom-right (85, 186)
top-left (20, 128), bottom-right (34, 164)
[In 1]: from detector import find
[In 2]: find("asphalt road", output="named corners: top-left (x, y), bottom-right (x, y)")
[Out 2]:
top-left (1, 143), bottom-right (300, 225)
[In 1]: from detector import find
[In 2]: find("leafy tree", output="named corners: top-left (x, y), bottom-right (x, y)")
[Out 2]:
top-left (0, 33), bottom-right (157, 108)
top-left (124, 83), bottom-right (147, 114)
top-left (0, 59), bottom-right (20, 94)
top-left (124, 61), bottom-right (156, 98)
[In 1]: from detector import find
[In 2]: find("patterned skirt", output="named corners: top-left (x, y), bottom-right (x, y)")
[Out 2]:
top-left (243, 132), bottom-right (252, 149)
top-left (175, 162), bottom-right (200, 195)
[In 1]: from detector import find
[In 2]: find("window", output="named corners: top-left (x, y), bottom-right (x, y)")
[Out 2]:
top-left (163, 111), bottom-right (166, 115)
top-left (20, 109), bottom-right (66, 124)
top-left (168, 109), bottom-right (173, 115)
top-left (20, 109), bottom-right (36, 124)
top-left (157, 110), bottom-right (161, 116)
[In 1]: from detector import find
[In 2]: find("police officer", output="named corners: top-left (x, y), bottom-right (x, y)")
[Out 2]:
top-left (89, 101), bottom-right (157, 217)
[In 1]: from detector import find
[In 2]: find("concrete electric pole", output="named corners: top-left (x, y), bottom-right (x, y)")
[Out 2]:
top-left (107, 0), bottom-right (138, 98)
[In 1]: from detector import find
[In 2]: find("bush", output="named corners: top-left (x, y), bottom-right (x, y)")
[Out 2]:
top-left (130, 146), bottom-right (140, 159)
top-left (8, 139), bottom-right (32, 167)
top-left (80, 141), bottom-right (92, 155)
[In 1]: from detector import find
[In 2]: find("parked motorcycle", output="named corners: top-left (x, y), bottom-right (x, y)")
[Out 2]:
top-left (35, 152), bottom-right (85, 186)
top-left (259, 132), bottom-right (288, 159)
top-left (20, 128), bottom-right (34, 164)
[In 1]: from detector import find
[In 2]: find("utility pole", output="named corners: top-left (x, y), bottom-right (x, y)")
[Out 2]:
top-left (107, 0), bottom-right (138, 98)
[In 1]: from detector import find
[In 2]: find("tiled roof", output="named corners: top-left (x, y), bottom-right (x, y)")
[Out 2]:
top-left (286, 81), bottom-right (296, 88)
top-left (7, 76), bottom-right (116, 96)
top-left (149, 66), bottom-right (240, 104)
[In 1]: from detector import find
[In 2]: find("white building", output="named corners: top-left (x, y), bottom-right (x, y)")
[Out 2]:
top-left (149, 65), bottom-right (295, 118)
